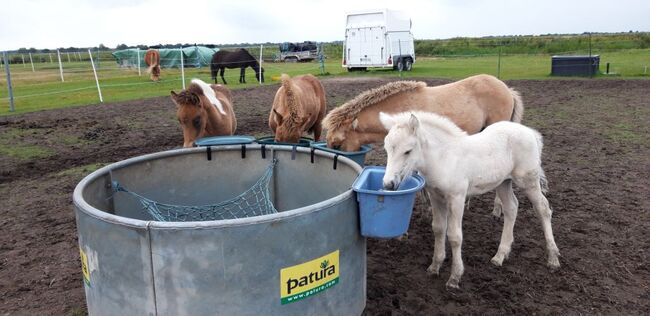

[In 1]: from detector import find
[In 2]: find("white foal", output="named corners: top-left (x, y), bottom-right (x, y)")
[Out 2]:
top-left (380, 111), bottom-right (560, 289)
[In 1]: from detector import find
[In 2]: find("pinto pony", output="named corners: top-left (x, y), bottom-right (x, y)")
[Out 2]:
top-left (144, 49), bottom-right (161, 81)
top-left (170, 78), bottom-right (237, 147)
top-left (269, 74), bottom-right (326, 142)
top-left (210, 49), bottom-right (264, 85)
top-left (323, 74), bottom-right (523, 152)
top-left (380, 111), bottom-right (560, 289)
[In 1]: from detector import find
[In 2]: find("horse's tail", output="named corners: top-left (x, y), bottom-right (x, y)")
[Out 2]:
top-left (210, 61), bottom-right (217, 82)
top-left (532, 128), bottom-right (548, 194)
top-left (509, 88), bottom-right (524, 123)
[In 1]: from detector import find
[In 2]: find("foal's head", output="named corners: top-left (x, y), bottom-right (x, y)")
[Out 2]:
top-left (171, 87), bottom-right (207, 148)
top-left (324, 117), bottom-right (362, 152)
top-left (379, 112), bottom-right (422, 190)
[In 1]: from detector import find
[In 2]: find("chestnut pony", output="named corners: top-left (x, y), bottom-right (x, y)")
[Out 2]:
top-left (322, 74), bottom-right (523, 152)
top-left (171, 79), bottom-right (237, 147)
top-left (322, 74), bottom-right (523, 216)
top-left (144, 49), bottom-right (161, 81)
top-left (269, 74), bottom-right (326, 142)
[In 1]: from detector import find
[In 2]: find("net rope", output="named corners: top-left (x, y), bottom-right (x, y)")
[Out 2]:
top-left (112, 159), bottom-right (278, 221)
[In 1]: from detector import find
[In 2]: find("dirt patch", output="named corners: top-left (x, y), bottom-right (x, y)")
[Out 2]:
top-left (1, 77), bottom-right (648, 315)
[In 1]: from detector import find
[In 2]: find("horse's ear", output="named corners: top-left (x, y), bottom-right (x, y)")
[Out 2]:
top-left (379, 112), bottom-right (395, 131)
top-left (408, 113), bottom-right (420, 133)
top-left (170, 91), bottom-right (177, 98)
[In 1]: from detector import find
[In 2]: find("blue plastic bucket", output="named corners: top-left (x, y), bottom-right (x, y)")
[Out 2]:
top-left (310, 142), bottom-right (373, 166)
top-left (194, 135), bottom-right (256, 147)
top-left (352, 166), bottom-right (426, 238)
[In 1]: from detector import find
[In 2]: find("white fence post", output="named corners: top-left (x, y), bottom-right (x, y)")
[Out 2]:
top-left (21, 54), bottom-right (25, 67)
top-left (28, 53), bottom-right (35, 72)
top-left (259, 44), bottom-right (263, 85)
top-left (57, 49), bottom-right (64, 82)
top-left (180, 46), bottom-right (185, 89)
top-left (49, 53), bottom-right (53, 63)
top-left (137, 48), bottom-right (141, 76)
top-left (67, 52), bottom-right (71, 63)
top-left (3, 52), bottom-right (15, 112)
top-left (88, 49), bottom-right (103, 103)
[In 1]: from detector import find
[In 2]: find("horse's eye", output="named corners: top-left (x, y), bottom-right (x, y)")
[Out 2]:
top-left (404, 150), bottom-right (412, 155)
top-left (192, 117), bottom-right (201, 128)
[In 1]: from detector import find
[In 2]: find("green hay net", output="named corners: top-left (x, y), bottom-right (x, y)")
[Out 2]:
top-left (112, 159), bottom-right (278, 222)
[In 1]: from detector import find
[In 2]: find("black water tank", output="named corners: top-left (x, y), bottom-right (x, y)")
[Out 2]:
top-left (551, 55), bottom-right (600, 76)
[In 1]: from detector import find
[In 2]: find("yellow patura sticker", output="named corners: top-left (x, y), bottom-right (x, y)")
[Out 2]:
top-left (79, 248), bottom-right (90, 286)
top-left (280, 250), bottom-right (339, 305)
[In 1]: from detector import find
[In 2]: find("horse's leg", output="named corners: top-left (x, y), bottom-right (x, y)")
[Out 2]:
top-left (445, 194), bottom-right (466, 289)
top-left (313, 120), bottom-right (323, 141)
top-left (491, 180), bottom-right (519, 266)
top-left (220, 68), bottom-right (227, 85)
top-left (522, 179), bottom-right (561, 269)
top-left (426, 190), bottom-right (448, 276)
top-left (240, 67), bottom-right (246, 84)
top-left (492, 194), bottom-right (503, 218)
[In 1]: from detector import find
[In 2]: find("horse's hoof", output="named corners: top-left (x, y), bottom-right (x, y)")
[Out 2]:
top-left (547, 258), bottom-right (561, 270)
top-left (445, 279), bottom-right (460, 289)
top-left (426, 264), bottom-right (440, 276)
top-left (490, 255), bottom-right (504, 267)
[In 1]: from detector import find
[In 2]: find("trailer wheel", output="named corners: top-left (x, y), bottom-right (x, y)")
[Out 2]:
top-left (404, 58), bottom-right (413, 71)
top-left (396, 58), bottom-right (405, 71)
top-left (284, 56), bottom-right (298, 63)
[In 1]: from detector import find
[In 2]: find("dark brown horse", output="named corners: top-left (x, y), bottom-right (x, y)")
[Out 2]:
top-left (144, 49), bottom-right (160, 81)
top-left (210, 49), bottom-right (264, 84)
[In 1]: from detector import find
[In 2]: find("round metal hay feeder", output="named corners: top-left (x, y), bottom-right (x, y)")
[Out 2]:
top-left (73, 145), bottom-right (366, 315)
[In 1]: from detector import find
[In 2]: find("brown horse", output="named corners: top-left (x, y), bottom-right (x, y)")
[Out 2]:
top-left (144, 49), bottom-right (161, 81)
top-left (269, 74), bottom-right (326, 143)
top-left (322, 74), bottom-right (523, 152)
top-left (171, 78), bottom-right (237, 147)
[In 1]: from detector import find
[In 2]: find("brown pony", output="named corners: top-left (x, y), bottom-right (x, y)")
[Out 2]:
top-left (269, 74), bottom-right (326, 142)
top-left (144, 49), bottom-right (161, 81)
top-left (322, 74), bottom-right (523, 151)
top-left (171, 78), bottom-right (237, 147)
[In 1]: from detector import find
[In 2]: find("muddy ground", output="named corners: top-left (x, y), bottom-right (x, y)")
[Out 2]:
top-left (0, 77), bottom-right (648, 315)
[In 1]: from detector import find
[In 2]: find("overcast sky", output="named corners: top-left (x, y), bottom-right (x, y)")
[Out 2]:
top-left (1, 0), bottom-right (648, 50)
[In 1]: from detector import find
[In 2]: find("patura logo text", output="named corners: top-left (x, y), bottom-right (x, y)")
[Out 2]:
top-left (280, 250), bottom-right (340, 305)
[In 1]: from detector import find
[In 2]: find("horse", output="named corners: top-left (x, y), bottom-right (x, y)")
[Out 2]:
top-left (379, 111), bottom-right (560, 289)
top-left (170, 78), bottom-right (237, 147)
top-left (144, 49), bottom-right (161, 81)
top-left (269, 74), bottom-right (327, 142)
top-left (210, 49), bottom-right (264, 85)
top-left (322, 74), bottom-right (523, 152)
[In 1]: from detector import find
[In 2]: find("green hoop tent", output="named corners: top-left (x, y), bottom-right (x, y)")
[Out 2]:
top-left (111, 46), bottom-right (219, 68)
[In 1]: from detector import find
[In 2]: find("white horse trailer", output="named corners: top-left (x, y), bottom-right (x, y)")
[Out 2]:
top-left (343, 9), bottom-right (415, 71)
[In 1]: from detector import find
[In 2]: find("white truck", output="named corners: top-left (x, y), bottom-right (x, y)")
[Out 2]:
top-left (342, 9), bottom-right (415, 71)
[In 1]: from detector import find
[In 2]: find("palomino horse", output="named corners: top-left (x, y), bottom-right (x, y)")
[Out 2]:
top-left (170, 78), bottom-right (237, 147)
top-left (269, 74), bottom-right (327, 143)
top-left (323, 74), bottom-right (523, 152)
top-left (210, 49), bottom-right (264, 85)
top-left (144, 49), bottom-right (161, 81)
top-left (380, 111), bottom-right (560, 289)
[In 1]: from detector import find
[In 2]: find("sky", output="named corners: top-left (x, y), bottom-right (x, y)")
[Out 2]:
top-left (1, 0), bottom-right (649, 50)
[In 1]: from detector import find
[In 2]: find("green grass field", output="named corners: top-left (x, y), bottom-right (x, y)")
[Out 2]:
top-left (1, 49), bottom-right (648, 116)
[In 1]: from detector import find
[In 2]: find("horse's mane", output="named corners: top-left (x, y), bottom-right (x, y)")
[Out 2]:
top-left (280, 74), bottom-right (301, 129)
top-left (323, 81), bottom-right (426, 130)
top-left (191, 79), bottom-right (225, 114)
top-left (393, 111), bottom-right (468, 138)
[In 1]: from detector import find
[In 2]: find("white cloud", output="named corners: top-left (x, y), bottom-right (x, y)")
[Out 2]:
top-left (0, 0), bottom-right (648, 50)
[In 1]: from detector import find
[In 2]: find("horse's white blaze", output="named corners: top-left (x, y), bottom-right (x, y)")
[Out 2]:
top-left (382, 111), bottom-right (560, 289)
top-left (192, 78), bottom-right (225, 114)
